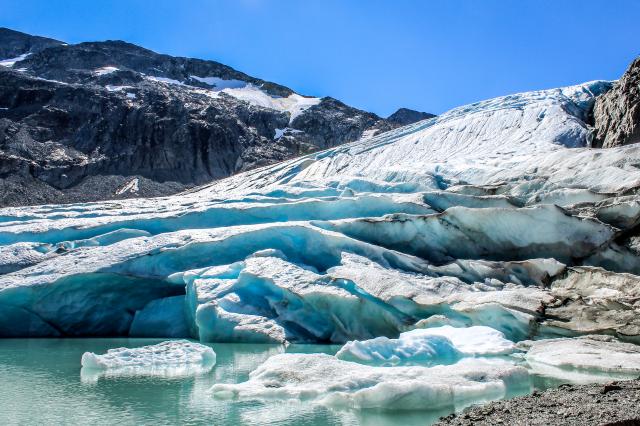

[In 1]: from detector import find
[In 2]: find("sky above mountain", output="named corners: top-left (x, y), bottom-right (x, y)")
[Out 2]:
top-left (1, 0), bottom-right (639, 116)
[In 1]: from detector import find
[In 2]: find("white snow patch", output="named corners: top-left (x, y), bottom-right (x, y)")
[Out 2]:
top-left (126, 92), bottom-right (136, 99)
top-left (190, 75), bottom-right (247, 90)
top-left (147, 76), bottom-right (186, 86)
top-left (150, 75), bottom-right (319, 122)
top-left (105, 85), bottom-right (134, 92)
top-left (221, 85), bottom-right (320, 123)
top-left (93, 66), bottom-right (119, 76)
top-left (0, 53), bottom-right (31, 68)
top-left (361, 128), bottom-right (378, 139)
top-left (115, 178), bottom-right (139, 195)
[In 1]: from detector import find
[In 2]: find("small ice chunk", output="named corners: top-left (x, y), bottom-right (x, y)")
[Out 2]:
top-left (336, 333), bottom-right (461, 365)
top-left (336, 325), bottom-right (515, 365)
top-left (80, 340), bottom-right (216, 382)
top-left (409, 325), bottom-right (516, 356)
top-left (522, 335), bottom-right (640, 383)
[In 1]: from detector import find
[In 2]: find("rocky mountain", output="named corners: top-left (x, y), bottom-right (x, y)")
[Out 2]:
top-left (592, 56), bottom-right (640, 148)
top-left (0, 27), bottom-right (61, 59)
top-left (386, 107), bottom-right (436, 126)
top-left (0, 28), bottom-right (432, 206)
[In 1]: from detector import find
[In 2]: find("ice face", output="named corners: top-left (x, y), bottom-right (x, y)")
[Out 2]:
top-left (80, 340), bottom-right (216, 382)
top-left (211, 354), bottom-right (531, 411)
top-left (0, 80), bottom-right (638, 350)
top-left (129, 295), bottom-right (190, 338)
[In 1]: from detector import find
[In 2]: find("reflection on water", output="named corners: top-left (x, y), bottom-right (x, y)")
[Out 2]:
top-left (0, 338), bottom-right (582, 425)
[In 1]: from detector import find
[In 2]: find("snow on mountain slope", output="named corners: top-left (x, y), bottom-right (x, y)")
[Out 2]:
top-left (1, 29), bottom-right (406, 206)
top-left (0, 81), bottom-right (639, 393)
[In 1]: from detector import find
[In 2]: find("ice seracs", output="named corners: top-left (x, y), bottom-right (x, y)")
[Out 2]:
top-left (80, 340), bottom-right (216, 382)
top-left (0, 80), bottom-right (639, 358)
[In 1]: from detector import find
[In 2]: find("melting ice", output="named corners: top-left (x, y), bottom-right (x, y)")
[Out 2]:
top-left (1, 80), bottom-right (640, 413)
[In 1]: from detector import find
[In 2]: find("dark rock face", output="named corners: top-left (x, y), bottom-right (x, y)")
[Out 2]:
top-left (291, 97), bottom-right (393, 150)
top-left (0, 27), bottom-right (62, 59)
top-left (386, 107), bottom-right (435, 126)
top-left (0, 28), bottom-right (410, 206)
top-left (592, 57), bottom-right (640, 148)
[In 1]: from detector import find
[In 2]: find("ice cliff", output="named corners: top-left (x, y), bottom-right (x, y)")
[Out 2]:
top-left (1, 79), bottom-right (640, 382)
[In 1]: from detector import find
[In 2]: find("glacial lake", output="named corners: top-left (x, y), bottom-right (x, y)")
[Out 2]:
top-left (0, 338), bottom-right (570, 425)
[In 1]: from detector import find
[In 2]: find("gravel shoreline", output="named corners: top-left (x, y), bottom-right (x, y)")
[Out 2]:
top-left (435, 379), bottom-right (640, 426)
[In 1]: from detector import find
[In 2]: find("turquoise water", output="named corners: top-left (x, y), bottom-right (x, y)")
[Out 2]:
top-left (0, 339), bottom-right (463, 426)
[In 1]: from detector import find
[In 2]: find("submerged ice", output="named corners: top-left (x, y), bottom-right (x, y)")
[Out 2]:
top-left (1, 79), bottom-right (640, 411)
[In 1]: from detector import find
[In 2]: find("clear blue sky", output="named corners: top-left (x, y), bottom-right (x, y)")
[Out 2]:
top-left (1, 0), bottom-right (639, 116)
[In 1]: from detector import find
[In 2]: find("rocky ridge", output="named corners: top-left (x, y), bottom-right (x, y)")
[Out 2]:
top-left (0, 28), bottom-right (432, 206)
top-left (592, 57), bottom-right (640, 148)
top-left (387, 107), bottom-right (436, 126)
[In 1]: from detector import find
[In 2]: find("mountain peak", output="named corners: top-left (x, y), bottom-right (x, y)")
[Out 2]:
top-left (386, 107), bottom-right (436, 126)
top-left (0, 27), bottom-right (63, 59)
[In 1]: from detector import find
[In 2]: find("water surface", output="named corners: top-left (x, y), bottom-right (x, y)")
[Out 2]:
top-left (0, 338), bottom-right (462, 425)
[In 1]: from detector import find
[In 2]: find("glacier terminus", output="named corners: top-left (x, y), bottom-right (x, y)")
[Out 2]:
top-left (1, 78), bottom-right (640, 420)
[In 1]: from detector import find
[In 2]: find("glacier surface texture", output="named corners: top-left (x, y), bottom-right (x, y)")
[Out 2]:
top-left (2, 80), bottom-right (640, 408)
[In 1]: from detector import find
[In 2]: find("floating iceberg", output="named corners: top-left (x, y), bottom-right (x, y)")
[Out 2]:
top-left (521, 335), bottom-right (640, 383)
top-left (211, 354), bottom-right (530, 411)
top-left (336, 325), bottom-right (515, 365)
top-left (336, 333), bottom-right (461, 366)
top-left (80, 340), bottom-right (216, 382)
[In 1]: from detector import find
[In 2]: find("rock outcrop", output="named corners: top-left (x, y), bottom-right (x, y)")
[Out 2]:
top-left (0, 27), bottom-right (62, 59)
top-left (387, 107), bottom-right (436, 126)
top-left (592, 57), bottom-right (640, 148)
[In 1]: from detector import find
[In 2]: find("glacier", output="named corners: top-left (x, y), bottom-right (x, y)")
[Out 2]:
top-left (1, 79), bottom-right (640, 411)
